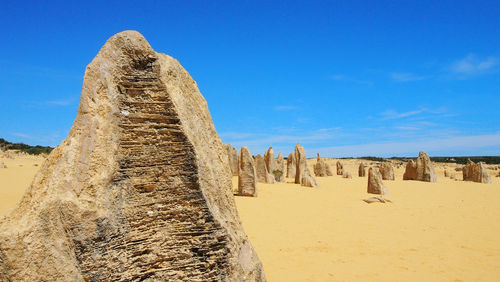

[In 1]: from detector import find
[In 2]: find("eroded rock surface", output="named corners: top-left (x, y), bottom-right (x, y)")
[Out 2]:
top-left (286, 153), bottom-right (296, 179)
top-left (314, 153), bottom-right (333, 177)
top-left (358, 162), bottom-right (366, 177)
top-left (255, 154), bottom-right (275, 184)
top-left (238, 147), bottom-right (257, 196)
top-left (463, 159), bottom-right (492, 184)
top-left (379, 162), bottom-right (395, 180)
top-left (0, 31), bottom-right (265, 281)
top-left (336, 161), bottom-right (344, 175)
top-left (367, 167), bottom-right (388, 195)
top-left (403, 152), bottom-right (436, 182)
top-left (226, 143), bottom-right (239, 176)
top-left (264, 146), bottom-right (277, 182)
top-left (275, 152), bottom-right (286, 182)
top-left (294, 144), bottom-right (318, 187)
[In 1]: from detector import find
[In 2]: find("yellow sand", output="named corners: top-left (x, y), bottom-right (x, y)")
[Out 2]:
top-left (234, 159), bottom-right (500, 281)
top-left (2, 156), bottom-right (500, 281)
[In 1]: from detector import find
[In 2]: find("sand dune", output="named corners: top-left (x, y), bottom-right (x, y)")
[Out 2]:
top-left (2, 156), bottom-right (500, 281)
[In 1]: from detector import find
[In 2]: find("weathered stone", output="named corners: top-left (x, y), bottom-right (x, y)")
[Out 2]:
top-left (363, 196), bottom-right (392, 204)
top-left (0, 162), bottom-right (5, 169)
top-left (342, 171), bottom-right (352, 179)
top-left (286, 153), bottom-right (296, 179)
top-left (379, 162), bottom-right (395, 180)
top-left (263, 146), bottom-right (277, 182)
top-left (0, 31), bottom-right (265, 281)
top-left (444, 170), bottom-right (449, 177)
top-left (336, 160), bottom-right (344, 175)
top-left (403, 152), bottom-right (436, 182)
top-left (314, 153), bottom-right (333, 177)
top-left (274, 152), bottom-right (285, 182)
top-left (367, 167), bottom-right (388, 195)
top-left (294, 143), bottom-right (318, 187)
top-left (463, 159), bottom-right (492, 184)
top-left (255, 154), bottom-right (275, 184)
top-left (358, 162), bottom-right (366, 177)
top-left (225, 143), bottom-right (239, 176)
top-left (238, 147), bottom-right (257, 197)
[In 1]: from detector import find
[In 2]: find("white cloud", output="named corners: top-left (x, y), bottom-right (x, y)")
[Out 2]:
top-left (11, 132), bottom-right (31, 138)
top-left (390, 72), bottom-right (426, 82)
top-left (380, 109), bottom-right (424, 120)
top-left (273, 105), bottom-right (298, 111)
top-left (450, 54), bottom-right (497, 76)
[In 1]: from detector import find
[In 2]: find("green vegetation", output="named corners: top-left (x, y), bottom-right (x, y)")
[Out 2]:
top-left (0, 138), bottom-right (54, 155)
top-left (272, 169), bottom-right (283, 179)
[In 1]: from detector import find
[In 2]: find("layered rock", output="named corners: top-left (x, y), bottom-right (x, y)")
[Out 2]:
top-left (286, 153), bottom-right (296, 179)
top-left (238, 147), bottom-right (257, 196)
top-left (336, 160), bottom-right (344, 175)
top-left (379, 162), bottom-right (395, 180)
top-left (0, 31), bottom-right (265, 281)
top-left (263, 146), bottom-right (277, 182)
top-left (275, 152), bottom-right (286, 182)
top-left (358, 162), bottom-right (366, 177)
top-left (403, 152), bottom-right (436, 182)
top-left (313, 153), bottom-right (333, 177)
top-left (225, 143), bottom-right (239, 176)
top-left (294, 143), bottom-right (318, 187)
top-left (255, 154), bottom-right (275, 184)
top-left (367, 167), bottom-right (388, 195)
top-left (463, 159), bottom-right (492, 184)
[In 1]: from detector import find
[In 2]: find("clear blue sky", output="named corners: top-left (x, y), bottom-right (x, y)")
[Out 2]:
top-left (1, 1), bottom-right (499, 157)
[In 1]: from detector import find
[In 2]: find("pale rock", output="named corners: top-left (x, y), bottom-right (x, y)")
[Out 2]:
top-left (238, 147), bottom-right (257, 197)
top-left (313, 153), bottom-right (333, 177)
top-left (274, 152), bottom-right (286, 182)
top-left (336, 160), bottom-right (344, 175)
top-left (463, 159), bottom-right (492, 184)
top-left (367, 167), bottom-right (388, 195)
top-left (358, 162), bottom-right (366, 177)
top-left (263, 146), bottom-right (277, 182)
top-left (255, 154), bottom-right (275, 184)
top-left (225, 143), bottom-right (239, 176)
top-left (286, 153), bottom-right (296, 179)
top-left (403, 152), bottom-right (437, 182)
top-left (379, 162), bottom-right (395, 180)
top-left (294, 143), bottom-right (318, 187)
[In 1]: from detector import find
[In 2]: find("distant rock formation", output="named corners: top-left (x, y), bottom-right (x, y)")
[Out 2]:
top-left (367, 167), bottom-right (388, 195)
top-left (463, 159), bottom-right (492, 184)
top-left (379, 162), bottom-right (395, 180)
top-left (0, 31), bottom-right (265, 281)
top-left (255, 154), bottom-right (275, 184)
top-left (358, 162), bottom-right (366, 177)
top-left (294, 144), bottom-right (318, 187)
top-left (225, 143), bottom-right (239, 176)
top-left (275, 152), bottom-right (286, 182)
top-left (313, 153), bottom-right (333, 177)
top-left (403, 152), bottom-right (437, 182)
top-left (342, 171), bottom-right (352, 179)
top-left (0, 161), bottom-right (6, 169)
top-left (444, 170), bottom-right (449, 177)
top-left (336, 161), bottom-right (344, 175)
top-left (264, 146), bottom-right (277, 182)
top-left (238, 147), bottom-right (257, 196)
top-left (286, 152), bottom-right (296, 179)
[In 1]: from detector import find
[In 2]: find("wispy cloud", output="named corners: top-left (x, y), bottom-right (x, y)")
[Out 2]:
top-left (46, 99), bottom-right (75, 106)
top-left (273, 105), bottom-right (298, 111)
top-left (331, 74), bottom-right (372, 85)
top-left (449, 54), bottom-right (498, 77)
top-left (315, 132), bottom-right (500, 157)
top-left (380, 109), bottom-right (425, 120)
top-left (390, 72), bottom-right (426, 82)
top-left (11, 132), bottom-right (31, 138)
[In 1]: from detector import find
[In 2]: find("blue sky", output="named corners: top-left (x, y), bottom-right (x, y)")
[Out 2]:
top-left (0, 1), bottom-right (499, 157)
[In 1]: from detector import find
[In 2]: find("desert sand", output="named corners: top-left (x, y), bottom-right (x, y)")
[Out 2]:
top-left (2, 156), bottom-right (500, 281)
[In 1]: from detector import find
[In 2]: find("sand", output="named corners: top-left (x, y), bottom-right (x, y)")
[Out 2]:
top-left (2, 156), bottom-right (500, 281)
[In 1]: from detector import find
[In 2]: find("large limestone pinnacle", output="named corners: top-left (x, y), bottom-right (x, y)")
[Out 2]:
top-left (0, 31), bottom-right (265, 281)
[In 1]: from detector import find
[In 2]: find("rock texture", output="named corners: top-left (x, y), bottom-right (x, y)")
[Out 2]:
top-left (225, 143), bottom-right (239, 176)
top-left (286, 153), bottom-right (296, 179)
top-left (444, 170), bottom-right (449, 177)
top-left (0, 31), bottom-right (265, 281)
top-left (313, 153), bottom-right (333, 177)
top-left (255, 154), bottom-right (275, 184)
top-left (275, 152), bottom-right (286, 182)
top-left (0, 161), bottom-right (5, 169)
top-left (358, 162), bottom-right (366, 177)
top-left (342, 171), bottom-right (352, 179)
top-left (238, 147), bottom-right (257, 196)
top-left (336, 161), bottom-right (344, 175)
top-left (379, 162), bottom-right (395, 180)
top-left (294, 144), bottom-right (318, 187)
top-left (263, 146), bottom-right (277, 182)
top-left (463, 159), bottom-right (492, 184)
top-left (403, 152), bottom-right (437, 182)
top-left (367, 167), bottom-right (388, 195)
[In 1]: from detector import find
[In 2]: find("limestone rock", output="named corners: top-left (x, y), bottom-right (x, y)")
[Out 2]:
top-left (367, 167), bottom-right (388, 195)
top-left (294, 144), bottom-right (318, 187)
top-left (0, 31), bottom-right (265, 281)
top-left (444, 170), bottom-right (449, 177)
top-left (336, 160), bottom-right (344, 175)
top-left (238, 147), bottom-right (257, 197)
top-left (275, 152), bottom-right (286, 182)
top-left (463, 159), bottom-right (492, 184)
top-left (263, 146), bottom-right (277, 182)
top-left (225, 143), bottom-right (239, 176)
top-left (255, 154), bottom-right (275, 184)
top-left (358, 162), bottom-right (366, 177)
top-left (403, 152), bottom-right (436, 182)
top-left (313, 153), bottom-right (333, 177)
top-left (379, 162), bottom-right (395, 180)
top-left (342, 171), bottom-right (352, 179)
top-left (0, 162), bottom-right (5, 169)
top-left (286, 153), bottom-right (296, 179)
top-left (363, 196), bottom-right (392, 204)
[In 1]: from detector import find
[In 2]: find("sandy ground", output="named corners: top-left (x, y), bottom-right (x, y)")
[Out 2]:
top-left (1, 155), bottom-right (500, 281)
top-left (234, 159), bottom-right (500, 281)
